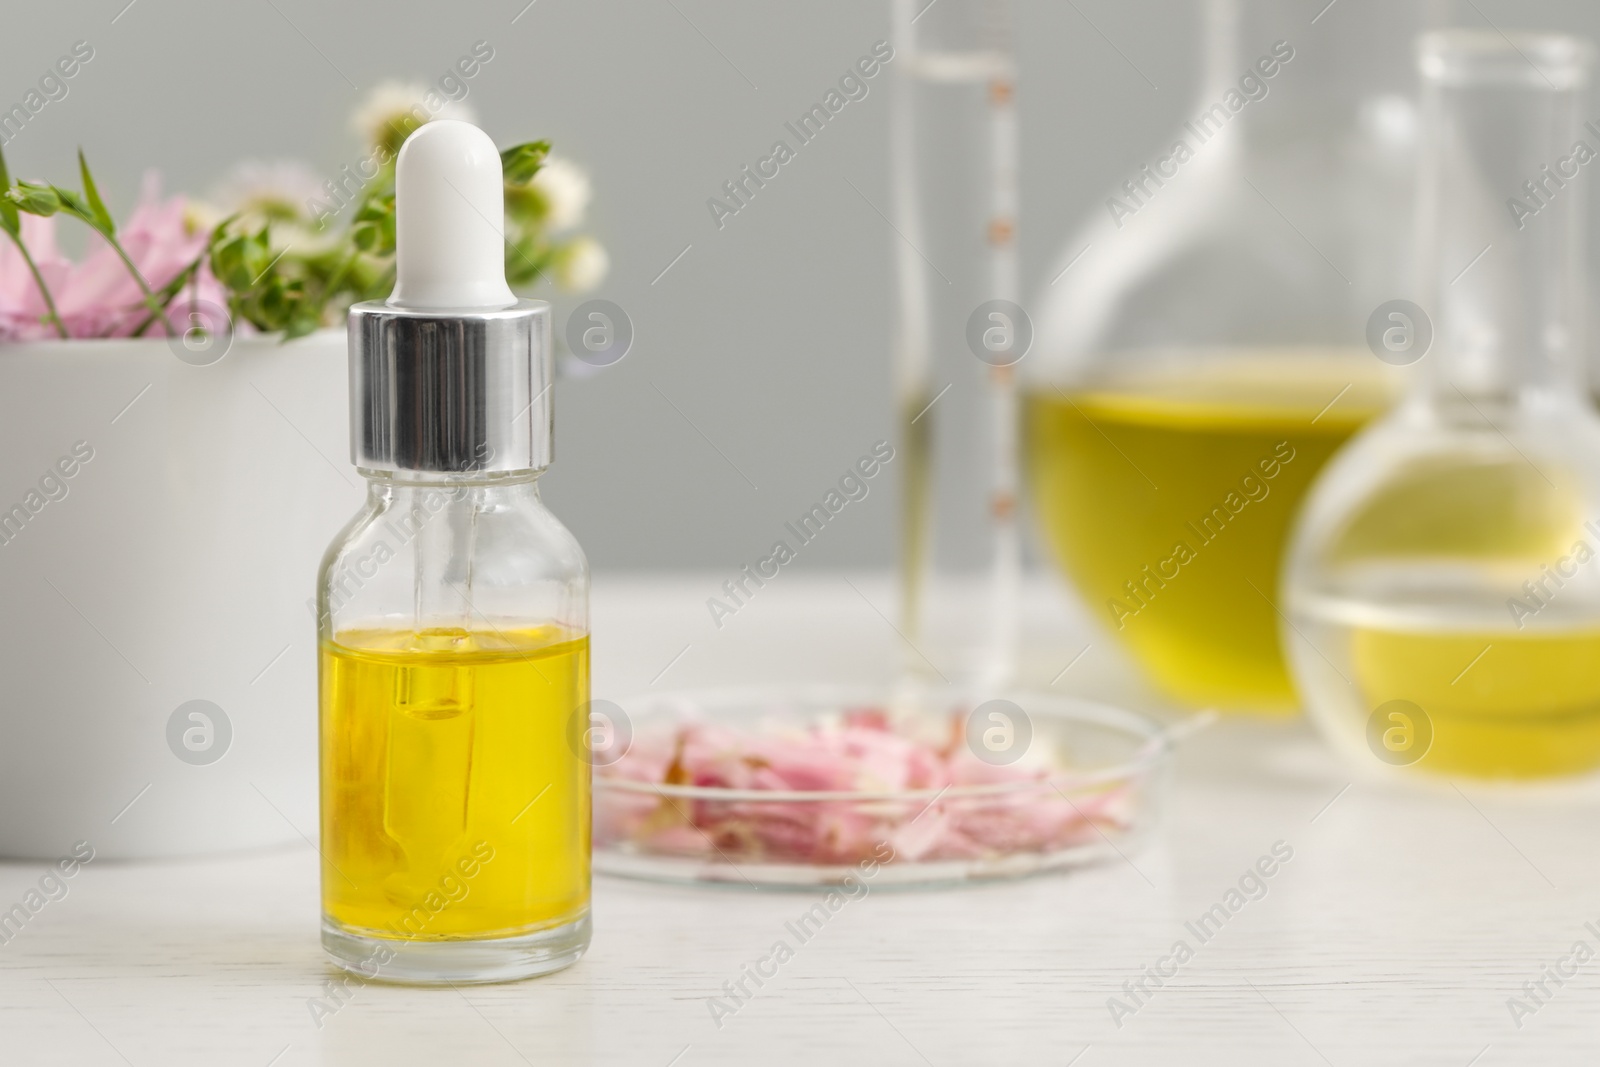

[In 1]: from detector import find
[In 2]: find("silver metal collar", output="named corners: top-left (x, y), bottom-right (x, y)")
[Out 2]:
top-left (347, 299), bottom-right (552, 474)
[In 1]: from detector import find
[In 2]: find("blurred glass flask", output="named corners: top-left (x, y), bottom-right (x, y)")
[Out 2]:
top-left (890, 0), bottom-right (1021, 693)
top-left (1025, 0), bottom-right (1434, 712)
top-left (1285, 31), bottom-right (1600, 780)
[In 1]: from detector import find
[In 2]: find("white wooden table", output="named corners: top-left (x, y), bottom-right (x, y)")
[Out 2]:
top-left (2, 574), bottom-right (1595, 1066)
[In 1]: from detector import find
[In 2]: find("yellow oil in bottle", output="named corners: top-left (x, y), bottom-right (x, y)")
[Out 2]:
top-left (1349, 625), bottom-right (1600, 778)
top-left (319, 625), bottom-right (590, 940)
top-left (1025, 352), bottom-right (1392, 711)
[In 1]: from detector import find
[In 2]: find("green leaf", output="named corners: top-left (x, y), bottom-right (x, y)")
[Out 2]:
top-left (211, 228), bottom-right (277, 292)
top-left (77, 149), bottom-right (115, 234)
top-left (283, 314), bottom-right (319, 341)
top-left (261, 276), bottom-right (304, 319)
top-left (210, 236), bottom-right (246, 287)
top-left (352, 193), bottom-right (395, 257)
top-left (500, 141), bottom-right (550, 184)
top-left (351, 221), bottom-right (379, 252)
top-left (503, 182), bottom-right (543, 221)
top-left (0, 142), bottom-right (13, 235)
top-left (49, 185), bottom-right (99, 230)
top-left (206, 212), bottom-right (240, 248)
top-left (503, 236), bottom-right (551, 287)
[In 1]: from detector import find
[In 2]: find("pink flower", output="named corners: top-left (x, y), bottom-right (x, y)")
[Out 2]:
top-left (0, 172), bottom-right (227, 341)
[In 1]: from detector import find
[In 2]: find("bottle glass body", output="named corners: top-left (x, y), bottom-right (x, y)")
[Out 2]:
top-left (1025, 0), bottom-right (1430, 711)
top-left (1285, 32), bottom-right (1600, 780)
top-left (317, 468), bottom-right (590, 982)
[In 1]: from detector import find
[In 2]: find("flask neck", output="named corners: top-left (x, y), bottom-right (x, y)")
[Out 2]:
top-left (1201, 0), bottom-right (1430, 150)
top-left (1417, 31), bottom-right (1593, 407)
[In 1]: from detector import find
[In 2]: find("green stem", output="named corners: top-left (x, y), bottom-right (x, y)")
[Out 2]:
top-left (100, 230), bottom-right (170, 334)
top-left (4, 230), bottom-right (68, 338)
top-left (130, 254), bottom-right (202, 338)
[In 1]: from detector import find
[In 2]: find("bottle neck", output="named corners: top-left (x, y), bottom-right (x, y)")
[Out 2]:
top-left (360, 467), bottom-right (544, 491)
top-left (356, 469), bottom-right (545, 632)
top-left (358, 468), bottom-right (546, 522)
top-left (1417, 32), bottom-right (1592, 407)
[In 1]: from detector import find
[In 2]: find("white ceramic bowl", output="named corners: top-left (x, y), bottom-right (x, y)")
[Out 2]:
top-left (0, 331), bottom-right (359, 858)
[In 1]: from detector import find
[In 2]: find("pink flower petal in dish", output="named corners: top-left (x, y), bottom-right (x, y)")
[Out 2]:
top-left (599, 706), bottom-right (1141, 870)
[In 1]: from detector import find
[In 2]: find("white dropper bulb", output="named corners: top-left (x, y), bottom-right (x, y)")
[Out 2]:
top-left (388, 120), bottom-right (517, 310)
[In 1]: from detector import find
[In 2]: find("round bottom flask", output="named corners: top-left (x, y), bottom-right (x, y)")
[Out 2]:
top-left (1284, 31), bottom-right (1600, 780)
top-left (1026, 0), bottom-right (1425, 712)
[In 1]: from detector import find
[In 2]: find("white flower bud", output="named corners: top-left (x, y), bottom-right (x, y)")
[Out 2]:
top-left (555, 237), bottom-right (608, 293)
top-left (532, 157), bottom-right (591, 232)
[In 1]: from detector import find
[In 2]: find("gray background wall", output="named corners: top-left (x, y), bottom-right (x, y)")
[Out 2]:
top-left (3, 0), bottom-right (1597, 570)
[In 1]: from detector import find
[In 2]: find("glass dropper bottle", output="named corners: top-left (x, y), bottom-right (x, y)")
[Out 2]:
top-left (316, 120), bottom-right (591, 982)
top-left (1284, 31), bottom-right (1600, 780)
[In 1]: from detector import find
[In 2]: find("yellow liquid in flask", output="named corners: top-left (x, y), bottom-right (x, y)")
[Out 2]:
top-left (319, 626), bottom-right (590, 940)
top-left (1351, 625), bottom-right (1600, 778)
top-left (1301, 453), bottom-right (1600, 778)
top-left (1026, 352), bottom-right (1391, 711)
